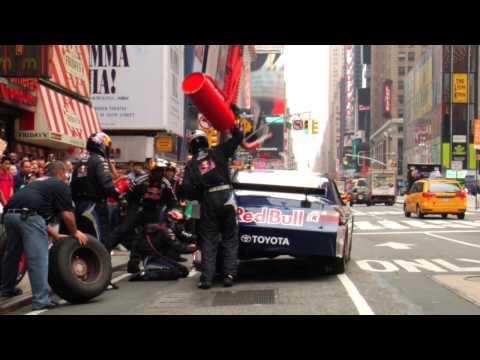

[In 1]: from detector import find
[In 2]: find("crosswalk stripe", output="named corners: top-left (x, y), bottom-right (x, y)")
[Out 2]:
top-left (424, 220), bottom-right (474, 228)
top-left (377, 220), bottom-right (410, 230)
top-left (354, 221), bottom-right (384, 230)
top-left (400, 220), bottom-right (445, 229)
top-left (451, 220), bottom-right (480, 227)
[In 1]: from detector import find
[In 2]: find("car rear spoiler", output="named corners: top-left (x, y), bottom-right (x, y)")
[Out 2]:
top-left (233, 182), bottom-right (326, 196)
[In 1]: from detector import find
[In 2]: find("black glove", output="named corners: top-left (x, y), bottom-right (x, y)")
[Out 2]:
top-left (230, 103), bottom-right (241, 117)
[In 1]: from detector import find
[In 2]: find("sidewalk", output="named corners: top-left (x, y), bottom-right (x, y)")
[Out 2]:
top-left (0, 253), bottom-right (129, 315)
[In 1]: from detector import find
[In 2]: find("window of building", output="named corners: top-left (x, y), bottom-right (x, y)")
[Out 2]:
top-left (408, 66), bottom-right (413, 73)
top-left (398, 95), bottom-right (404, 105)
top-left (398, 80), bottom-right (404, 90)
top-left (399, 67), bottom-right (406, 76)
top-left (408, 52), bottom-right (415, 61)
top-left (398, 52), bottom-right (407, 61)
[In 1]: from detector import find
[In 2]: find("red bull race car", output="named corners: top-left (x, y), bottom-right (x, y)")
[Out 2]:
top-left (233, 170), bottom-right (354, 273)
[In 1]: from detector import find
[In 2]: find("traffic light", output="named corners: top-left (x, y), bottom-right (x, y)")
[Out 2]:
top-left (208, 129), bottom-right (218, 147)
top-left (304, 120), bottom-right (309, 134)
top-left (311, 120), bottom-right (319, 134)
top-left (342, 157), bottom-right (349, 167)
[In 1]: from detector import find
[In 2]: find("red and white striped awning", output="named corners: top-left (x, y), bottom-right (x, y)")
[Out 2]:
top-left (16, 84), bottom-right (101, 149)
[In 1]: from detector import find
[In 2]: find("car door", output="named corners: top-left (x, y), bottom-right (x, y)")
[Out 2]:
top-left (408, 182), bottom-right (420, 212)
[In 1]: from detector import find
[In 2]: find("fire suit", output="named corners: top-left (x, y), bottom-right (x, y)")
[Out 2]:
top-left (109, 174), bottom-right (177, 259)
top-left (179, 126), bottom-right (243, 283)
top-left (70, 153), bottom-right (118, 248)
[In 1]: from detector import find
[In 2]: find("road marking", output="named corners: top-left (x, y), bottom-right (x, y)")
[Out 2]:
top-left (355, 230), bottom-right (480, 235)
top-left (451, 220), bottom-right (480, 227)
top-left (112, 273), bottom-right (131, 283)
top-left (25, 273), bottom-right (131, 315)
top-left (424, 232), bottom-right (480, 249)
top-left (401, 220), bottom-right (444, 229)
top-left (424, 220), bottom-right (474, 228)
top-left (378, 220), bottom-right (410, 230)
top-left (376, 242), bottom-right (414, 250)
top-left (356, 258), bottom-right (480, 273)
top-left (337, 274), bottom-right (375, 315)
top-left (354, 221), bottom-right (383, 230)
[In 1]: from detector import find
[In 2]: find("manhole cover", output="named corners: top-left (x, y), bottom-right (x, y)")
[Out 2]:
top-left (465, 276), bottom-right (480, 283)
top-left (212, 289), bottom-right (276, 307)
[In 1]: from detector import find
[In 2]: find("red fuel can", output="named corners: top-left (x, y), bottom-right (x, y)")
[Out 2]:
top-left (182, 72), bottom-right (236, 132)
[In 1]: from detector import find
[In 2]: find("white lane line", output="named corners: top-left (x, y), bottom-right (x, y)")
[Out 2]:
top-left (337, 274), bottom-right (375, 315)
top-left (355, 230), bottom-right (480, 235)
top-left (377, 220), bottom-right (409, 230)
top-left (25, 272), bottom-right (131, 315)
top-left (451, 220), bottom-right (480, 227)
top-left (424, 232), bottom-right (480, 249)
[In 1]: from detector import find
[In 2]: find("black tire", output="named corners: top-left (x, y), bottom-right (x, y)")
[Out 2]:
top-left (416, 205), bottom-right (424, 219)
top-left (404, 204), bottom-right (411, 218)
top-left (442, 214), bottom-right (448, 219)
top-left (48, 235), bottom-right (112, 304)
top-left (457, 213), bottom-right (465, 220)
top-left (0, 229), bottom-right (27, 285)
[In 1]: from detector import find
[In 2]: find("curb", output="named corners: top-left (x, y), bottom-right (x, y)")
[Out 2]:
top-left (0, 259), bottom-right (128, 315)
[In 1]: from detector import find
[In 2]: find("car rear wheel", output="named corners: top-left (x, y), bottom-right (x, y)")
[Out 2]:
top-left (416, 205), bottom-right (425, 219)
top-left (458, 213), bottom-right (465, 220)
top-left (442, 214), bottom-right (448, 219)
top-left (48, 235), bottom-right (112, 304)
top-left (404, 204), bottom-right (411, 218)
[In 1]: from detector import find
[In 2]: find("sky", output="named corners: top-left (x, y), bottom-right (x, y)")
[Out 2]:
top-left (284, 45), bottom-right (330, 171)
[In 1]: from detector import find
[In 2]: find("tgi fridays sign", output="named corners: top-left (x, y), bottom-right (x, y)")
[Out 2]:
top-left (0, 77), bottom-right (37, 111)
top-left (49, 45), bottom-right (90, 98)
top-left (344, 45), bottom-right (354, 133)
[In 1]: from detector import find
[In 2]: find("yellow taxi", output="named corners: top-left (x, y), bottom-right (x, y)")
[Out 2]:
top-left (404, 179), bottom-right (467, 219)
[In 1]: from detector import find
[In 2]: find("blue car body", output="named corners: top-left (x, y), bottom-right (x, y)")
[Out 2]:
top-left (233, 170), bottom-right (354, 270)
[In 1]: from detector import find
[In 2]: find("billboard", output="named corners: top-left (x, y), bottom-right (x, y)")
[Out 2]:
top-left (90, 45), bottom-right (184, 135)
top-left (344, 45), bottom-right (354, 133)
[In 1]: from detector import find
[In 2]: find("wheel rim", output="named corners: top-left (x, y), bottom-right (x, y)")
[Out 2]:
top-left (71, 248), bottom-right (101, 283)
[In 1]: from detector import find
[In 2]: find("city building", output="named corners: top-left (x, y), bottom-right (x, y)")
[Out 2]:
top-left (404, 45), bottom-right (479, 175)
top-left (368, 45), bottom-right (431, 184)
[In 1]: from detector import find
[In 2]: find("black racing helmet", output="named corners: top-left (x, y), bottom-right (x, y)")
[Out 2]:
top-left (188, 130), bottom-right (209, 155)
top-left (86, 132), bottom-right (112, 157)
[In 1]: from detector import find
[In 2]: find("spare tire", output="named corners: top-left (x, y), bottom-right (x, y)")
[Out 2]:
top-left (48, 235), bottom-right (112, 304)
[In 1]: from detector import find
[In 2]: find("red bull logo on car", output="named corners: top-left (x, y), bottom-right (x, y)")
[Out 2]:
top-left (238, 207), bottom-right (305, 227)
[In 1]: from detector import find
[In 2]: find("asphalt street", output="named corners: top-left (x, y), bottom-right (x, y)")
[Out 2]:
top-left (10, 202), bottom-right (480, 315)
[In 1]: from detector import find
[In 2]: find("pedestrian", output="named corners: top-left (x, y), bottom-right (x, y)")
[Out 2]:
top-left (0, 156), bottom-right (15, 208)
top-left (179, 120), bottom-right (244, 289)
top-left (8, 153), bottom-right (18, 165)
top-left (31, 160), bottom-right (39, 177)
top-left (14, 159), bottom-right (32, 192)
top-left (0, 161), bottom-right (88, 310)
top-left (70, 132), bottom-right (120, 250)
top-left (21, 172), bottom-right (37, 189)
top-left (9, 165), bottom-right (17, 178)
top-left (64, 160), bottom-right (74, 184)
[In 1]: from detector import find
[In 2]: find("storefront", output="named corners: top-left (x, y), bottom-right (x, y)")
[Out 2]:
top-left (15, 84), bottom-right (101, 150)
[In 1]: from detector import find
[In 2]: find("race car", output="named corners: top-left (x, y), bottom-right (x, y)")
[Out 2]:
top-left (232, 169), bottom-right (354, 273)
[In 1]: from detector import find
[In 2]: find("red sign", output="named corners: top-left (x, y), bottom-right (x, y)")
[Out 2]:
top-left (238, 207), bottom-right (305, 227)
top-left (0, 80), bottom-right (37, 108)
top-left (383, 80), bottom-right (392, 118)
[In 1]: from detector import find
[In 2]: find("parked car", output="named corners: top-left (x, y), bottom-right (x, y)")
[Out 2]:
top-left (348, 178), bottom-right (369, 206)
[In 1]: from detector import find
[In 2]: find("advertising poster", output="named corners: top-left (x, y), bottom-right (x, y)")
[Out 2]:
top-left (90, 45), bottom-right (184, 135)
top-left (453, 73), bottom-right (468, 104)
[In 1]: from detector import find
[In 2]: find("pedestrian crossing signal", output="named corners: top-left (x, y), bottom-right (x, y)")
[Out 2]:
top-left (311, 120), bottom-right (319, 134)
top-left (304, 120), bottom-right (309, 134)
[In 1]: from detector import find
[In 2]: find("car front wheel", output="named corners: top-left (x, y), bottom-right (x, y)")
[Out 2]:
top-left (458, 213), bottom-right (465, 220)
top-left (404, 204), bottom-right (411, 218)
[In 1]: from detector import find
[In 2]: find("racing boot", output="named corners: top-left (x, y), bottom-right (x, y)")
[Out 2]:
top-left (223, 274), bottom-right (234, 288)
top-left (127, 259), bottom-right (141, 274)
top-left (197, 276), bottom-right (212, 290)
